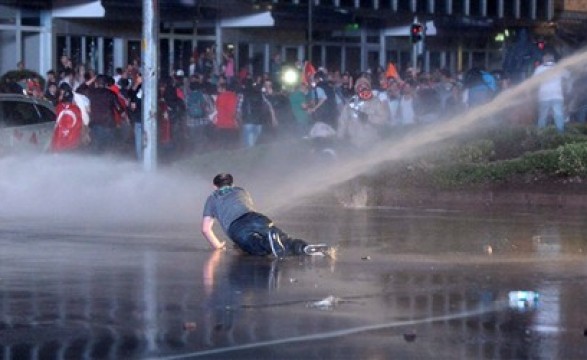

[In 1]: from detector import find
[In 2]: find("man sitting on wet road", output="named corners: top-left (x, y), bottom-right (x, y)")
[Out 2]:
top-left (201, 173), bottom-right (330, 257)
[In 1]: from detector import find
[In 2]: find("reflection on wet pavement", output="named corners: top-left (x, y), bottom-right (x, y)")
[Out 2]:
top-left (1, 205), bottom-right (587, 359)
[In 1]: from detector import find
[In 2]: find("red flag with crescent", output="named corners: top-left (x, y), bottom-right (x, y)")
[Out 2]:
top-left (50, 103), bottom-right (83, 152)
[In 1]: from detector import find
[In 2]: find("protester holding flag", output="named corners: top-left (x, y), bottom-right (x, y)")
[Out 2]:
top-left (50, 83), bottom-right (83, 152)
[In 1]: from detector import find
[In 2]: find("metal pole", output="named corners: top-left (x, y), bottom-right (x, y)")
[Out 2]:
top-left (215, 20), bottom-right (222, 75)
top-left (143, 0), bottom-right (159, 171)
top-left (412, 42), bottom-right (417, 72)
top-left (411, 16), bottom-right (418, 73)
top-left (308, 0), bottom-right (312, 63)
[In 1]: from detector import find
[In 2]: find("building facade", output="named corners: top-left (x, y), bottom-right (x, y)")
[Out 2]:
top-left (1, 0), bottom-right (583, 80)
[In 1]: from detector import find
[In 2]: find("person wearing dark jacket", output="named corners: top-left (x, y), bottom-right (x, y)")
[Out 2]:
top-left (308, 71), bottom-right (339, 129)
top-left (238, 81), bottom-right (276, 147)
top-left (86, 74), bottom-right (123, 153)
top-left (127, 74), bottom-right (143, 161)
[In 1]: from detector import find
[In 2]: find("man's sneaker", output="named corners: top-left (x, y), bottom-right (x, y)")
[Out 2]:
top-left (268, 229), bottom-right (286, 257)
top-left (303, 244), bottom-right (332, 257)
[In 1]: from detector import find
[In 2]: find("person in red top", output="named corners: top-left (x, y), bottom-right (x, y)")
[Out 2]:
top-left (212, 82), bottom-right (239, 150)
top-left (50, 83), bottom-right (83, 152)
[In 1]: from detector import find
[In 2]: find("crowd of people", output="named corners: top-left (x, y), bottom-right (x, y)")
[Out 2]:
top-left (3, 49), bottom-right (586, 160)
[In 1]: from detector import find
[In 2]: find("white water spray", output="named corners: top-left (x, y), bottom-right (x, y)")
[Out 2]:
top-left (264, 50), bottom-right (587, 212)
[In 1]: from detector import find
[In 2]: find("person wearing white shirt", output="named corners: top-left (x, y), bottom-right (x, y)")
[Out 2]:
top-left (533, 53), bottom-right (569, 132)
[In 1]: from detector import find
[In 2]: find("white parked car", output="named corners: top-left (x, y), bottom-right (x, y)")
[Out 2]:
top-left (0, 93), bottom-right (56, 155)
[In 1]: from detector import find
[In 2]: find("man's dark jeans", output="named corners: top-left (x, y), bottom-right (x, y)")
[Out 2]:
top-left (89, 125), bottom-right (115, 153)
top-left (227, 212), bottom-right (307, 256)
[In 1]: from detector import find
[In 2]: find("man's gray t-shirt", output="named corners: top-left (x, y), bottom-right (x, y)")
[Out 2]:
top-left (203, 187), bottom-right (255, 233)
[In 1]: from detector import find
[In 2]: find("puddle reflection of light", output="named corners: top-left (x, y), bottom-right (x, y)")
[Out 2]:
top-left (508, 291), bottom-right (539, 310)
top-left (532, 325), bottom-right (562, 333)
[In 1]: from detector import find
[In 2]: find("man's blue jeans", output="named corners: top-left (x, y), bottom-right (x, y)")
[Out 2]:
top-left (89, 125), bottom-right (115, 153)
top-left (134, 122), bottom-right (143, 161)
top-left (537, 99), bottom-right (565, 133)
top-left (241, 124), bottom-right (262, 148)
top-left (227, 212), bottom-right (307, 256)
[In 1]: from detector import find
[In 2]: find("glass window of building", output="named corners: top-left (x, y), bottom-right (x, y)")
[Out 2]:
top-left (397, 1), bottom-right (411, 13)
top-left (284, 47), bottom-right (298, 64)
top-left (127, 40), bottom-right (141, 66)
top-left (0, 5), bottom-right (17, 25)
top-left (311, 45), bottom-right (321, 65)
top-left (386, 50), bottom-right (399, 65)
top-left (345, 46), bottom-right (360, 73)
top-left (340, 0), bottom-right (355, 8)
top-left (160, 39), bottom-right (170, 77)
top-left (416, 0), bottom-right (430, 13)
top-left (326, 46), bottom-right (340, 71)
top-left (434, 0), bottom-right (449, 14)
top-left (104, 38), bottom-right (114, 76)
top-left (173, 39), bottom-right (192, 74)
top-left (469, 0), bottom-right (484, 17)
top-left (0, 31), bottom-right (17, 73)
top-left (238, 43), bottom-right (249, 69)
top-left (21, 8), bottom-right (40, 27)
top-left (399, 50), bottom-right (411, 71)
top-left (429, 52), bottom-right (441, 71)
top-left (503, 0), bottom-right (515, 18)
top-left (83, 37), bottom-right (96, 70)
top-left (452, 0), bottom-right (465, 15)
top-left (486, 0), bottom-right (499, 17)
top-left (520, 0), bottom-right (531, 19)
top-left (536, 0), bottom-right (549, 20)
top-left (379, 0), bottom-right (392, 10)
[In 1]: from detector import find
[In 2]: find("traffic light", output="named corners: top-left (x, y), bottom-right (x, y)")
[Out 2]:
top-left (537, 40), bottom-right (545, 51)
top-left (410, 23), bottom-right (424, 43)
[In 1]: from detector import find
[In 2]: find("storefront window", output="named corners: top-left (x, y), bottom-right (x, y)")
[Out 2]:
top-left (453, 0), bottom-right (465, 15)
top-left (470, 0), bottom-right (484, 16)
top-left (104, 38), bottom-right (114, 75)
top-left (160, 39), bottom-right (170, 78)
top-left (326, 46), bottom-right (340, 71)
top-left (345, 46), bottom-right (360, 73)
top-left (173, 39), bottom-right (192, 74)
top-left (0, 30), bottom-right (17, 72)
top-left (0, 5), bottom-right (17, 25)
top-left (21, 8), bottom-right (40, 27)
top-left (536, 0), bottom-right (549, 20)
top-left (487, 0), bottom-right (499, 17)
top-left (128, 40), bottom-right (141, 67)
top-left (70, 37), bottom-right (82, 67)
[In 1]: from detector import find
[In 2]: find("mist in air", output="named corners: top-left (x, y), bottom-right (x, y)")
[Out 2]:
top-left (1, 50), bottom-right (586, 227)
top-left (0, 154), bottom-right (209, 225)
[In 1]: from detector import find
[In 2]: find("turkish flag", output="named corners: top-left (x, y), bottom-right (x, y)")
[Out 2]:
top-left (50, 103), bottom-right (83, 152)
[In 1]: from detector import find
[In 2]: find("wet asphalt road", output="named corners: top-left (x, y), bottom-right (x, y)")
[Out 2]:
top-left (1, 204), bottom-right (587, 359)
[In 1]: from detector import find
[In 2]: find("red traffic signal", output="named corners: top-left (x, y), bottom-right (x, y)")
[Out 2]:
top-left (410, 23), bottom-right (424, 43)
top-left (537, 40), bottom-right (545, 51)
